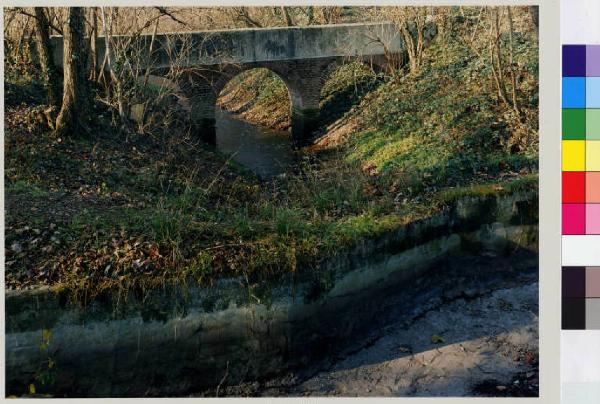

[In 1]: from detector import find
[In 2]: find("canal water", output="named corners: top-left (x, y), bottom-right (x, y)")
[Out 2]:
top-left (215, 109), bottom-right (296, 179)
top-left (139, 75), bottom-right (295, 179)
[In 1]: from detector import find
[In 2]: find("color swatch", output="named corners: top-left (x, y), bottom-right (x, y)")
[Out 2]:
top-left (562, 266), bottom-right (600, 329)
top-left (563, 45), bottom-right (600, 330)
top-left (562, 45), bottom-right (600, 236)
top-left (561, 5), bottom-right (600, 402)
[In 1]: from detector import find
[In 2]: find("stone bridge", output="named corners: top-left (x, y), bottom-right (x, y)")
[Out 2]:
top-left (52, 22), bottom-right (411, 144)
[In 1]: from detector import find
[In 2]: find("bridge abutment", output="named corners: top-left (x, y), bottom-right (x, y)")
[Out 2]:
top-left (287, 78), bottom-right (322, 145)
top-left (177, 72), bottom-right (219, 145)
top-left (268, 58), bottom-right (333, 145)
top-left (291, 108), bottom-right (320, 145)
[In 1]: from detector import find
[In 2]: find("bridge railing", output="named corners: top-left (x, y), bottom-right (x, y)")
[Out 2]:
top-left (50, 22), bottom-right (407, 70)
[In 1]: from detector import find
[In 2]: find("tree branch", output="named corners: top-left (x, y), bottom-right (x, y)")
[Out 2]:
top-left (15, 7), bottom-right (63, 35)
top-left (154, 7), bottom-right (188, 27)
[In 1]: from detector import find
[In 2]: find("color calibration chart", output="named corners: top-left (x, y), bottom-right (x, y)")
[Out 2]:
top-left (561, 3), bottom-right (600, 403)
top-left (562, 45), bottom-right (600, 329)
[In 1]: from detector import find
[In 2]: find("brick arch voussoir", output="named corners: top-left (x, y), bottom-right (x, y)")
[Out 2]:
top-left (210, 63), bottom-right (296, 104)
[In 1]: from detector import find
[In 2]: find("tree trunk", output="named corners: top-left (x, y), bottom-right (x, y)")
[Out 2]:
top-left (507, 7), bottom-right (521, 116)
top-left (401, 22), bottom-right (418, 72)
top-left (489, 7), bottom-right (510, 107)
top-left (529, 6), bottom-right (539, 30)
top-left (33, 7), bottom-right (61, 107)
top-left (306, 7), bottom-right (316, 25)
top-left (281, 7), bottom-right (294, 26)
top-left (395, 8), bottom-right (426, 74)
top-left (89, 7), bottom-right (98, 81)
top-left (55, 7), bottom-right (91, 136)
top-left (99, 7), bottom-right (126, 121)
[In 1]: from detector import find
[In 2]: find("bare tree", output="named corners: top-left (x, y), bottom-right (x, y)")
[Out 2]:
top-left (390, 7), bottom-right (427, 74)
top-left (33, 7), bottom-right (61, 107)
top-left (3, 9), bottom-right (33, 79)
top-left (488, 7), bottom-right (510, 107)
top-left (55, 7), bottom-right (92, 136)
top-left (229, 7), bottom-right (263, 28)
top-left (506, 7), bottom-right (520, 115)
top-left (304, 7), bottom-right (316, 25)
top-left (529, 6), bottom-right (539, 30)
top-left (280, 7), bottom-right (294, 26)
top-left (88, 7), bottom-right (98, 81)
top-left (487, 6), bottom-right (522, 117)
top-left (99, 7), bottom-right (126, 120)
top-left (319, 7), bottom-right (343, 24)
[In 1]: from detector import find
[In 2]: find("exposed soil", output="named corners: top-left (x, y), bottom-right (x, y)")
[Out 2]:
top-left (289, 282), bottom-right (539, 397)
top-left (192, 258), bottom-right (539, 398)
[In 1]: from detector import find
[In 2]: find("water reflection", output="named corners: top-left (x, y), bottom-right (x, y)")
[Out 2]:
top-left (215, 109), bottom-right (296, 179)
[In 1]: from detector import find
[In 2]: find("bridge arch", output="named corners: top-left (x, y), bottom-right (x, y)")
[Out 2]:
top-left (175, 55), bottom-right (398, 146)
top-left (176, 57), bottom-right (338, 146)
top-left (216, 67), bottom-right (293, 130)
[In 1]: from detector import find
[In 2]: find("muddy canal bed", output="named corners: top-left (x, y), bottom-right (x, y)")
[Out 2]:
top-left (290, 281), bottom-right (538, 397)
top-left (194, 254), bottom-right (539, 397)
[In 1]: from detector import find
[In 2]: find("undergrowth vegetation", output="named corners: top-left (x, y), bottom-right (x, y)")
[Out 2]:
top-left (319, 13), bottom-right (539, 196)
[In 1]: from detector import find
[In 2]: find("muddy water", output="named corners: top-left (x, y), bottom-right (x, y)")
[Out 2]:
top-left (215, 109), bottom-right (296, 179)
